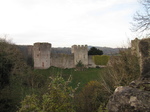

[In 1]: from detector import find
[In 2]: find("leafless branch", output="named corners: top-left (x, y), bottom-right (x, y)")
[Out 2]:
top-left (131, 0), bottom-right (150, 35)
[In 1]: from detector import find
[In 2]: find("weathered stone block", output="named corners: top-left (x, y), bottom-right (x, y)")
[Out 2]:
top-left (108, 86), bottom-right (150, 112)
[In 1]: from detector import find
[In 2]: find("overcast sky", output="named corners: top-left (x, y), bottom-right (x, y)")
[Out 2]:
top-left (0, 0), bottom-right (140, 47)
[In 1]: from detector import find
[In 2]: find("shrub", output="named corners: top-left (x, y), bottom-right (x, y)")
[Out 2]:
top-left (75, 81), bottom-right (109, 112)
top-left (0, 38), bottom-right (31, 112)
top-left (18, 75), bottom-right (77, 112)
top-left (75, 60), bottom-right (85, 71)
top-left (100, 49), bottom-right (140, 94)
top-left (0, 53), bottom-right (12, 89)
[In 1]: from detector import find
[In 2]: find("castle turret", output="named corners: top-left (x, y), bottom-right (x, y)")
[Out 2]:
top-left (33, 43), bottom-right (51, 69)
top-left (71, 45), bottom-right (88, 66)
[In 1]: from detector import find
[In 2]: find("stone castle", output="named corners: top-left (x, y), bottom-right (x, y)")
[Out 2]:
top-left (32, 43), bottom-right (96, 69)
top-left (20, 38), bottom-right (145, 69)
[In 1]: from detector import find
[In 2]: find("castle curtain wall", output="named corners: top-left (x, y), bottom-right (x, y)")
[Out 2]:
top-left (50, 53), bottom-right (74, 68)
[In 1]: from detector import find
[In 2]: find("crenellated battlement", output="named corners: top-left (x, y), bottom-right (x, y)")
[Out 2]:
top-left (34, 43), bottom-right (51, 51)
top-left (33, 43), bottom-right (89, 69)
top-left (20, 38), bottom-right (146, 70)
top-left (71, 45), bottom-right (88, 53)
top-left (71, 45), bottom-right (88, 66)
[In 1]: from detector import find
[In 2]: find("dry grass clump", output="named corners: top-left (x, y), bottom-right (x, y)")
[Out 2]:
top-left (100, 49), bottom-right (140, 94)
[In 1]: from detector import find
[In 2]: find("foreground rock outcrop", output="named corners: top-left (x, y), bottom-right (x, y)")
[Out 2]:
top-left (108, 84), bottom-right (150, 112)
top-left (108, 38), bottom-right (150, 112)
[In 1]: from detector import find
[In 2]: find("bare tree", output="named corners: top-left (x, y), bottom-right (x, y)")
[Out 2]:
top-left (132, 0), bottom-right (150, 35)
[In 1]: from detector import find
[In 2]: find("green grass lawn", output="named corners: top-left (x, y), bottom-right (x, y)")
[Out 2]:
top-left (33, 67), bottom-right (104, 91)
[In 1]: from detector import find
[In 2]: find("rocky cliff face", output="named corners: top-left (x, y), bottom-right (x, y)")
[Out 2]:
top-left (107, 38), bottom-right (150, 112)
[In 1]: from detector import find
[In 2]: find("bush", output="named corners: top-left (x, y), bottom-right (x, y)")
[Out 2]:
top-left (0, 38), bottom-right (31, 112)
top-left (0, 53), bottom-right (12, 89)
top-left (100, 49), bottom-right (140, 94)
top-left (92, 55), bottom-right (110, 65)
top-left (75, 60), bottom-right (85, 71)
top-left (75, 81), bottom-right (109, 112)
top-left (18, 75), bottom-right (77, 112)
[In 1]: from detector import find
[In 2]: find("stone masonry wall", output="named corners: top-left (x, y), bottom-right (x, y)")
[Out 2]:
top-left (88, 55), bottom-right (97, 68)
top-left (71, 45), bottom-right (88, 66)
top-left (32, 43), bottom-right (98, 69)
top-left (51, 53), bottom-right (74, 68)
top-left (131, 38), bottom-right (140, 57)
top-left (33, 43), bottom-right (51, 69)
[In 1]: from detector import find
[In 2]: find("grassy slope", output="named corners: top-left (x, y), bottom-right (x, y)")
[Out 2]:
top-left (33, 67), bottom-right (103, 90)
top-left (1, 67), bottom-right (103, 111)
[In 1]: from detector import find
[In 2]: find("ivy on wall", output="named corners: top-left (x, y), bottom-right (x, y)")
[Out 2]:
top-left (92, 55), bottom-right (110, 65)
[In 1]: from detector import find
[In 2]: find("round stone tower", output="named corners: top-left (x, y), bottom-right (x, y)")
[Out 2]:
top-left (71, 45), bottom-right (88, 66)
top-left (33, 43), bottom-right (51, 69)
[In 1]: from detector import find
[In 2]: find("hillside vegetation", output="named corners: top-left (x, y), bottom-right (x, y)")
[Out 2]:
top-left (0, 38), bottom-right (104, 112)
top-left (0, 38), bottom-right (140, 112)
